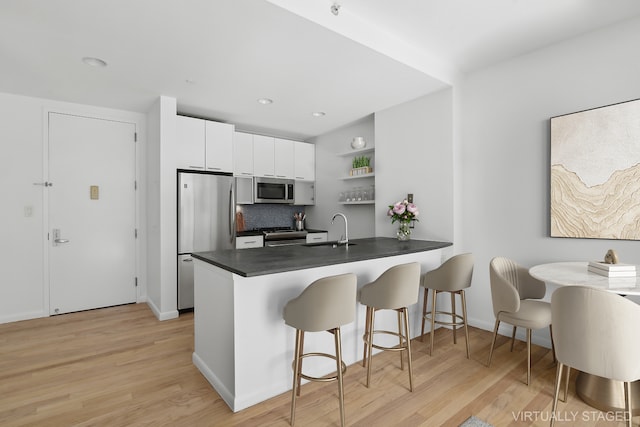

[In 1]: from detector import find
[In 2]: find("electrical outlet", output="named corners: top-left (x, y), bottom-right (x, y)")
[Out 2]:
top-left (24, 206), bottom-right (33, 217)
top-left (90, 185), bottom-right (99, 200)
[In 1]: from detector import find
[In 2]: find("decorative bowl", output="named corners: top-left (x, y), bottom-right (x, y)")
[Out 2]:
top-left (351, 136), bottom-right (366, 149)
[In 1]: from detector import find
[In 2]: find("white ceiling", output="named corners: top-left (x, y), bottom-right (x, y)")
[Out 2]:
top-left (2, 0), bottom-right (640, 140)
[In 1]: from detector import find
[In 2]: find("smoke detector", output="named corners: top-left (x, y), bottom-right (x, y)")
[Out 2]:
top-left (330, 3), bottom-right (340, 16)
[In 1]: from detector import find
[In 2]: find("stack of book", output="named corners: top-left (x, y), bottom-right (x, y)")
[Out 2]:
top-left (588, 261), bottom-right (637, 277)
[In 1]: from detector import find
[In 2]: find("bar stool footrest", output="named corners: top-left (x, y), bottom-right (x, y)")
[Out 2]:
top-left (363, 330), bottom-right (408, 353)
top-left (292, 352), bottom-right (347, 383)
top-left (424, 310), bottom-right (465, 329)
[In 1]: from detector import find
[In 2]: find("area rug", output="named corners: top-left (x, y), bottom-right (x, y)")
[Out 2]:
top-left (459, 415), bottom-right (494, 427)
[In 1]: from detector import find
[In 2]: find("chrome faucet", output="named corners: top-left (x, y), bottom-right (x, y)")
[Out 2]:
top-left (331, 212), bottom-right (349, 245)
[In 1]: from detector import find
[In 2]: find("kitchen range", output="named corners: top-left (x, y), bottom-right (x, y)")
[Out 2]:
top-left (237, 227), bottom-right (327, 247)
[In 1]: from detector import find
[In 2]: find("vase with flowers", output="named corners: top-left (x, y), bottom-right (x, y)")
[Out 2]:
top-left (387, 199), bottom-right (419, 241)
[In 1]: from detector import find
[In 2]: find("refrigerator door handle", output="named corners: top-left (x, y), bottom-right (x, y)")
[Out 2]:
top-left (229, 183), bottom-right (235, 244)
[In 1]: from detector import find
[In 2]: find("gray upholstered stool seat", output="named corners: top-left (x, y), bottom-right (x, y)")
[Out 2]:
top-left (420, 253), bottom-right (474, 358)
top-left (487, 256), bottom-right (555, 386)
top-left (359, 262), bottom-right (421, 391)
top-left (283, 273), bottom-right (357, 427)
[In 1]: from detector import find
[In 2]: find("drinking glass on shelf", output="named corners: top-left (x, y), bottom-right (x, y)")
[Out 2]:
top-left (339, 192), bottom-right (346, 202)
top-left (349, 190), bottom-right (356, 202)
top-left (362, 189), bottom-right (369, 200)
top-left (355, 187), bottom-right (362, 201)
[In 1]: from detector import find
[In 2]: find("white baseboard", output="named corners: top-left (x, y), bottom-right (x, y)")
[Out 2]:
top-left (0, 310), bottom-right (47, 325)
top-left (145, 299), bottom-right (179, 321)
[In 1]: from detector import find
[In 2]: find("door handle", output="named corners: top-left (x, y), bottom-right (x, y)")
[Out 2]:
top-left (52, 229), bottom-right (70, 246)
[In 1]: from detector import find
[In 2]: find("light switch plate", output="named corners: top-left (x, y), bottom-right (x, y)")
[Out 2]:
top-left (90, 185), bottom-right (99, 200)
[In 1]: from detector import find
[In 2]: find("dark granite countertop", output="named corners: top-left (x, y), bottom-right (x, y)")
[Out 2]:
top-left (192, 237), bottom-right (451, 277)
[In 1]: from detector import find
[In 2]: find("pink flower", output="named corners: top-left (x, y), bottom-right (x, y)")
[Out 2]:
top-left (407, 203), bottom-right (418, 214)
top-left (392, 202), bottom-right (406, 215)
top-left (387, 209), bottom-right (393, 217)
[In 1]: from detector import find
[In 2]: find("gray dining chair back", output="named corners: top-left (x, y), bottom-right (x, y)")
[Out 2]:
top-left (550, 285), bottom-right (640, 427)
top-left (487, 256), bottom-right (554, 386)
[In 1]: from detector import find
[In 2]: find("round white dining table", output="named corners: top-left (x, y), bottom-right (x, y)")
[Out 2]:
top-left (529, 261), bottom-right (640, 415)
top-left (529, 261), bottom-right (640, 295)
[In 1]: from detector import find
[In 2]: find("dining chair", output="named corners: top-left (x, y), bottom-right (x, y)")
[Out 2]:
top-left (420, 253), bottom-right (474, 358)
top-left (487, 256), bottom-right (555, 385)
top-left (550, 285), bottom-right (640, 427)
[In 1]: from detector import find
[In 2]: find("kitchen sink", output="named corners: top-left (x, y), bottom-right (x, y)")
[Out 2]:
top-left (302, 241), bottom-right (356, 248)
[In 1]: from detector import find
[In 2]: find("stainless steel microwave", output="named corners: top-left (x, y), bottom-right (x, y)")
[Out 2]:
top-left (254, 177), bottom-right (295, 204)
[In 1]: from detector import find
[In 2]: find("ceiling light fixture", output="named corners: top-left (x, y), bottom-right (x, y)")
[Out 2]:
top-left (330, 3), bottom-right (340, 16)
top-left (312, 111), bottom-right (326, 117)
top-left (82, 57), bottom-right (107, 67)
top-left (257, 98), bottom-right (273, 105)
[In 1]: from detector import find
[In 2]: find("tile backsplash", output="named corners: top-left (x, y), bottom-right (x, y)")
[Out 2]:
top-left (238, 204), bottom-right (306, 231)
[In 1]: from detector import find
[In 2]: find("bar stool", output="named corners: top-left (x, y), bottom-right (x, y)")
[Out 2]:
top-left (360, 262), bottom-right (421, 391)
top-left (420, 253), bottom-right (474, 358)
top-left (283, 273), bottom-right (357, 427)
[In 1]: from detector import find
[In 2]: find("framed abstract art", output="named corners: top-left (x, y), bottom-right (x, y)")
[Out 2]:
top-left (550, 98), bottom-right (640, 240)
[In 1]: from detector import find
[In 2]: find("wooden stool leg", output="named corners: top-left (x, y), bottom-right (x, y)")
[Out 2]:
top-left (429, 289), bottom-right (437, 356)
top-left (526, 328), bottom-right (532, 386)
top-left (334, 327), bottom-right (346, 427)
top-left (397, 310), bottom-right (404, 370)
top-left (451, 291), bottom-right (457, 344)
top-left (461, 290), bottom-right (470, 359)
top-left (362, 306), bottom-right (371, 367)
top-left (420, 288), bottom-right (428, 342)
top-left (366, 308), bottom-right (376, 388)
top-left (290, 329), bottom-right (303, 426)
top-left (487, 319), bottom-right (500, 367)
top-left (510, 325), bottom-right (517, 352)
top-left (403, 307), bottom-right (414, 392)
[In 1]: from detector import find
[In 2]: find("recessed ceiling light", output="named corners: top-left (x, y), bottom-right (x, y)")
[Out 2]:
top-left (312, 111), bottom-right (326, 117)
top-left (82, 57), bottom-right (107, 67)
top-left (257, 98), bottom-right (273, 105)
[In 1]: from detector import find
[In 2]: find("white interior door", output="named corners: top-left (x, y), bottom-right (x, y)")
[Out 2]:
top-left (48, 113), bottom-right (136, 315)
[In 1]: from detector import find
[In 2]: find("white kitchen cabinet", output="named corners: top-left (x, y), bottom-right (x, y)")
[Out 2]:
top-left (235, 176), bottom-right (253, 204)
top-left (233, 132), bottom-right (254, 177)
top-left (252, 135), bottom-right (275, 177)
top-left (305, 232), bottom-right (328, 244)
top-left (294, 181), bottom-right (315, 205)
top-left (176, 115), bottom-right (233, 172)
top-left (236, 235), bottom-right (264, 249)
top-left (205, 120), bottom-right (234, 172)
top-left (294, 142), bottom-right (315, 180)
top-left (274, 138), bottom-right (294, 179)
top-left (176, 115), bottom-right (205, 170)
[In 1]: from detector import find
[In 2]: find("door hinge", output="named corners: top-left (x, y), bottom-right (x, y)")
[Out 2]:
top-left (135, 277), bottom-right (138, 287)
top-left (134, 180), bottom-right (137, 190)
top-left (134, 132), bottom-right (138, 142)
top-left (134, 229), bottom-right (138, 239)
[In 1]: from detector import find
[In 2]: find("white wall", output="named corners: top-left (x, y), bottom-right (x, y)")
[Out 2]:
top-left (308, 115), bottom-right (376, 240)
top-left (374, 88), bottom-right (454, 252)
top-left (460, 16), bottom-right (640, 345)
top-left (0, 92), bottom-right (147, 324)
top-left (146, 96), bottom-right (179, 320)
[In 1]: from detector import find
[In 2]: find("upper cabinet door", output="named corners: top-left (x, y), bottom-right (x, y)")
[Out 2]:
top-left (274, 138), bottom-right (294, 179)
top-left (233, 132), bottom-right (254, 176)
top-left (294, 142), bottom-right (315, 180)
top-left (176, 116), bottom-right (205, 170)
top-left (253, 135), bottom-right (275, 177)
top-left (205, 121), bottom-right (234, 173)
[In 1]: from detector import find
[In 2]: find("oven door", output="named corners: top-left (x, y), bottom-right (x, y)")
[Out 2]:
top-left (265, 238), bottom-right (307, 247)
top-left (254, 177), bottom-right (294, 204)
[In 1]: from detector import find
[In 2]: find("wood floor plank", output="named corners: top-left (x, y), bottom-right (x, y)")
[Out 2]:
top-left (0, 303), bottom-right (634, 426)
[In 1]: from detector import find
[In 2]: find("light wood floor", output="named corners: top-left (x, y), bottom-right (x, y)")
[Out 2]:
top-left (0, 303), bottom-right (633, 426)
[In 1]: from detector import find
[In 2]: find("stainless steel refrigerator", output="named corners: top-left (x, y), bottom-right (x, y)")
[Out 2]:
top-left (178, 171), bottom-right (235, 310)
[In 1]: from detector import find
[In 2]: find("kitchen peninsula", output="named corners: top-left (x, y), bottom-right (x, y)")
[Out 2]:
top-left (191, 237), bottom-right (451, 412)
